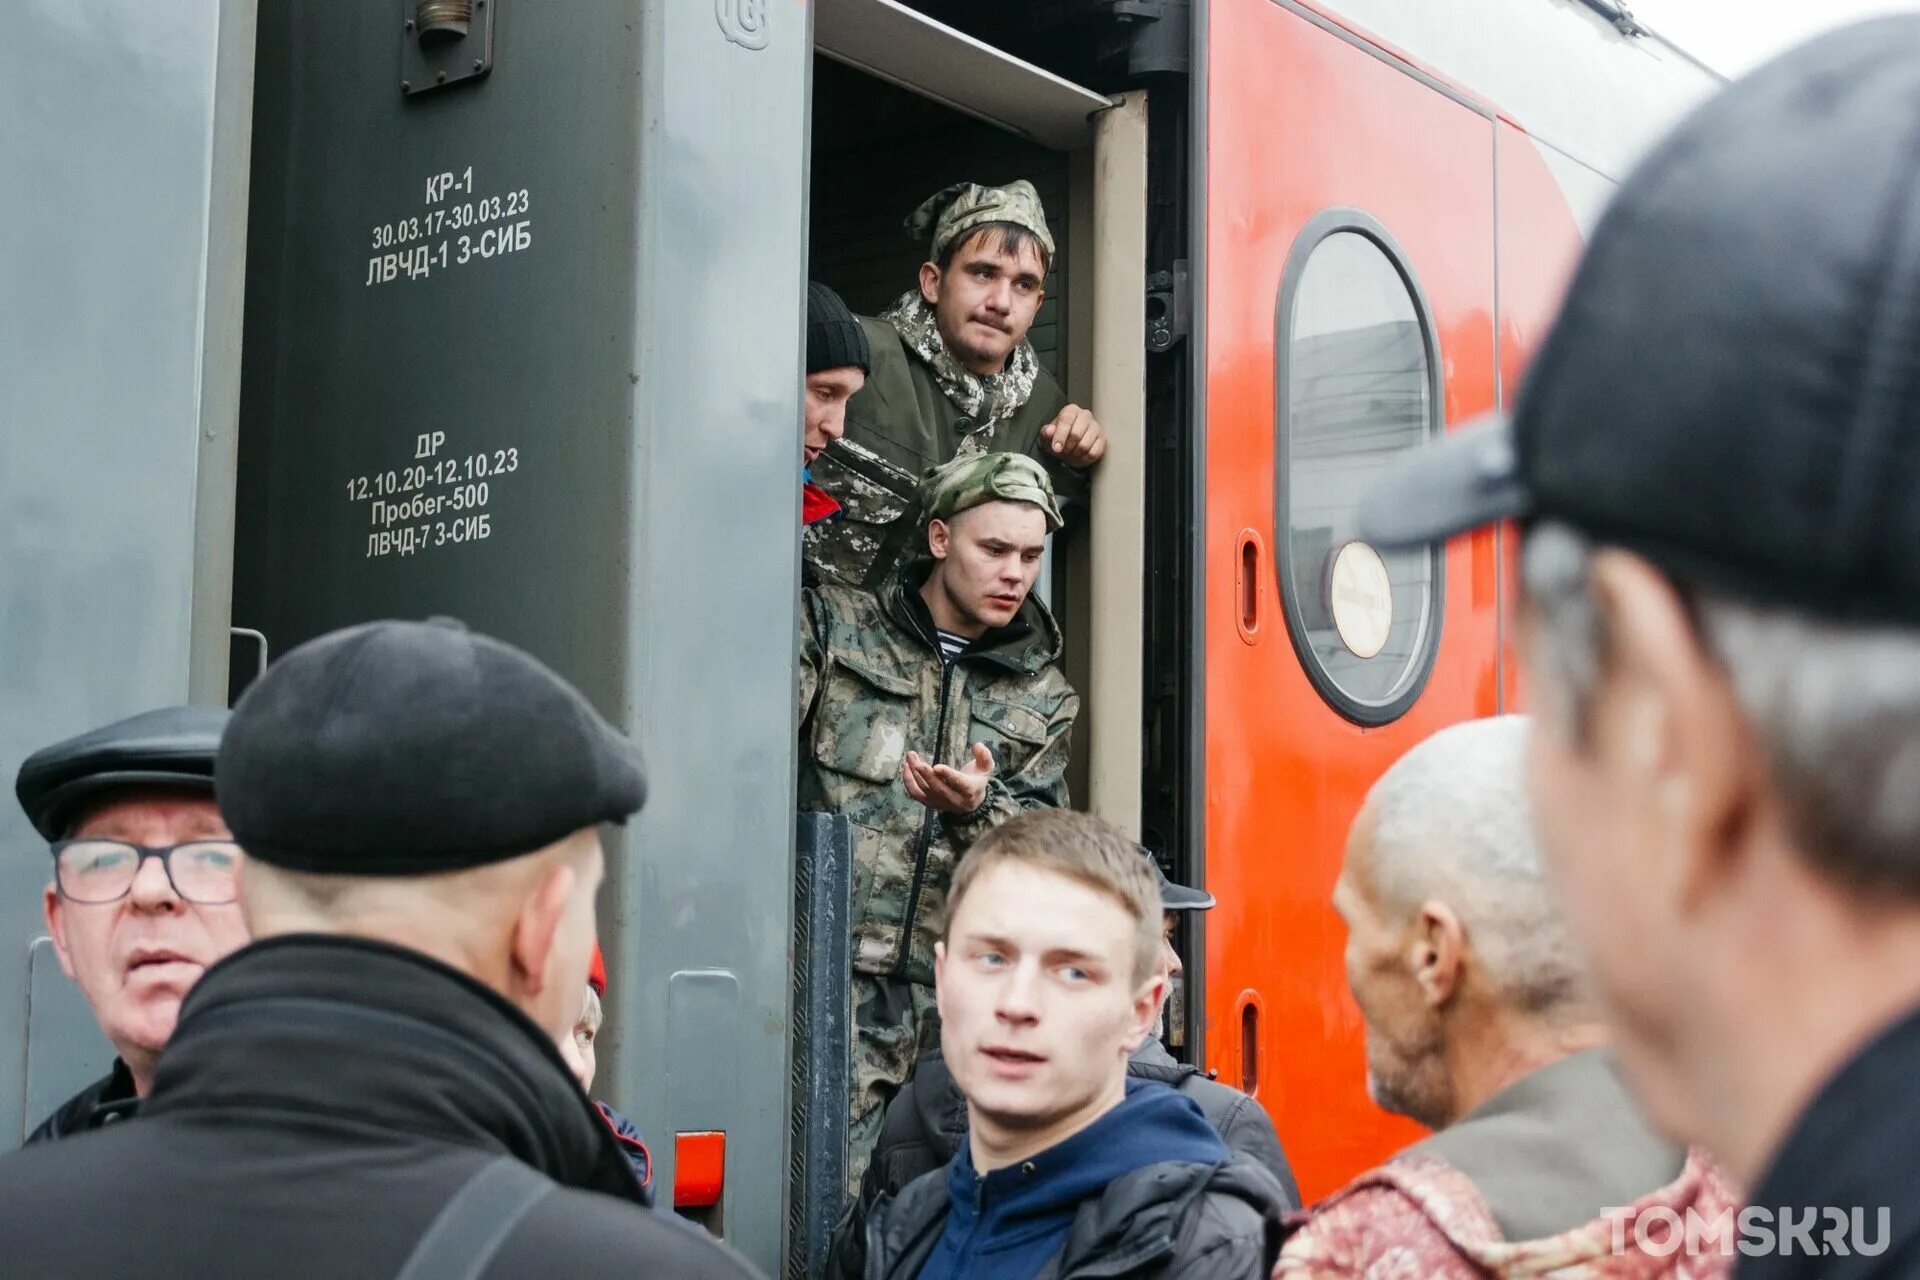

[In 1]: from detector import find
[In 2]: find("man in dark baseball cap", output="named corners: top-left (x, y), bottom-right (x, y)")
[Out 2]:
top-left (13, 705), bottom-right (248, 1142)
top-left (1362, 19), bottom-right (1920, 1275)
top-left (0, 619), bottom-right (759, 1280)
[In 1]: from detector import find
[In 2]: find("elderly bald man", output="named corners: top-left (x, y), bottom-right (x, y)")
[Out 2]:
top-left (1276, 716), bottom-right (1732, 1279)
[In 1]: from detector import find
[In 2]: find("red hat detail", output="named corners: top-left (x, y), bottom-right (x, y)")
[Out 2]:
top-left (588, 942), bottom-right (607, 996)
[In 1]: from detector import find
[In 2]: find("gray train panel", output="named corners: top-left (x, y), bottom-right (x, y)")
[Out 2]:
top-left (0, 0), bottom-right (254, 1142)
top-left (234, 1), bottom-right (809, 1265)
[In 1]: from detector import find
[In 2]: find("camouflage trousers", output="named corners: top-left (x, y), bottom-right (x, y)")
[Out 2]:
top-left (847, 972), bottom-right (941, 1194)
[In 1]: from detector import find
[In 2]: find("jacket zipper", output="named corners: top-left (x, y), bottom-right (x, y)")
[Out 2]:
top-left (892, 658), bottom-right (958, 977)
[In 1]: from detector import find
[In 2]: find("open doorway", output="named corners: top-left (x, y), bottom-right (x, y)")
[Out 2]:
top-left (803, 34), bottom-right (1144, 821)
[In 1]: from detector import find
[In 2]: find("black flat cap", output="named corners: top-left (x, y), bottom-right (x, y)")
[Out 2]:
top-left (218, 618), bottom-right (645, 874)
top-left (15, 706), bottom-right (229, 841)
top-left (1360, 17), bottom-right (1920, 627)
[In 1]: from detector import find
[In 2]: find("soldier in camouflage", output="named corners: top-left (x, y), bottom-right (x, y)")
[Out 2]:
top-left (798, 451), bottom-right (1080, 1188)
top-left (804, 180), bottom-right (1108, 590)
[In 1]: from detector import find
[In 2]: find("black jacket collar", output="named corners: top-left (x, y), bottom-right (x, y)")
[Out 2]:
top-left (1739, 1001), bottom-right (1920, 1279)
top-left (25, 1057), bottom-right (139, 1145)
top-left (143, 934), bottom-right (641, 1201)
top-left (911, 1042), bottom-right (1199, 1171)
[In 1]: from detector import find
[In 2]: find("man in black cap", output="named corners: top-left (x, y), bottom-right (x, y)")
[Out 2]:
top-left (825, 845), bottom-right (1298, 1278)
top-left (1360, 18), bottom-right (1920, 1278)
top-left (0, 619), bottom-right (760, 1280)
top-left (804, 281), bottom-right (872, 528)
top-left (13, 705), bottom-right (249, 1141)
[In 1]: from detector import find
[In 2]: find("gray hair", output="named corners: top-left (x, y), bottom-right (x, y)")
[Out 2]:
top-left (1367, 715), bottom-right (1592, 1021)
top-left (1523, 521), bottom-right (1920, 896)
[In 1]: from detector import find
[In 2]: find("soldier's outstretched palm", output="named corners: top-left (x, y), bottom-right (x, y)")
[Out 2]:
top-left (902, 744), bottom-right (994, 815)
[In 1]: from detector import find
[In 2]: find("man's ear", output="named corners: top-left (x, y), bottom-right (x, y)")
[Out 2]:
top-left (1410, 900), bottom-right (1466, 1009)
top-left (44, 884), bottom-right (75, 980)
top-left (510, 861), bottom-right (577, 997)
top-left (918, 260), bottom-right (942, 307)
top-left (1590, 550), bottom-right (1755, 914)
top-left (1123, 972), bottom-right (1167, 1053)
top-left (927, 518), bottom-right (952, 562)
top-left (933, 939), bottom-right (949, 1018)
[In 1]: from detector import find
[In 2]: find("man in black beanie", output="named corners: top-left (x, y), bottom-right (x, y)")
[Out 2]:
top-left (0, 618), bottom-right (761, 1280)
top-left (804, 281), bottom-right (872, 527)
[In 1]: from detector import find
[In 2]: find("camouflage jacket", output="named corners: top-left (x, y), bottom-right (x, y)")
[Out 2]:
top-left (797, 561), bottom-right (1078, 985)
top-left (802, 309), bottom-right (1085, 590)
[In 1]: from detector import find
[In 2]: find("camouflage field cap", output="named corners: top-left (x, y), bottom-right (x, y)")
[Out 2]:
top-left (907, 180), bottom-right (1056, 262)
top-left (920, 452), bottom-right (1064, 532)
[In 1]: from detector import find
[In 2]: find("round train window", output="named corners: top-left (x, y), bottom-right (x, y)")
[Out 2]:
top-left (1275, 216), bottom-right (1442, 724)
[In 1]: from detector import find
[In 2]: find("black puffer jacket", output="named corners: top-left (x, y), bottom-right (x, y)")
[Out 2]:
top-left (23, 1058), bottom-right (139, 1145)
top-left (863, 1150), bottom-right (1287, 1280)
top-left (0, 935), bottom-right (760, 1280)
top-left (828, 1041), bottom-right (1299, 1278)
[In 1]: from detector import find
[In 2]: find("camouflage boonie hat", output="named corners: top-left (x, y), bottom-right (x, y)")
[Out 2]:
top-left (920, 453), bottom-right (1064, 532)
top-left (907, 180), bottom-right (1056, 262)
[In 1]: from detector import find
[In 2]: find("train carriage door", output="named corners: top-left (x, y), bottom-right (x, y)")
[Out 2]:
top-left (229, 2), bottom-right (813, 1268)
top-left (1199, 0), bottom-right (1501, 1201)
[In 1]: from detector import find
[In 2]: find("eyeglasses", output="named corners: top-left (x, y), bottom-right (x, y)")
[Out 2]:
top-left (50, 840), bottom-right (243, 905)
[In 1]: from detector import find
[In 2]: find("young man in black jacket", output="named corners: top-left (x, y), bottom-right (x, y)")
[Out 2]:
top-left (856, 808), bottom-right (1286, 1279)
top-left (830, 850), bottom-right (1298, 1277)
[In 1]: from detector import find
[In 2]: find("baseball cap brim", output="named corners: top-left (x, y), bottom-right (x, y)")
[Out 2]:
top-left (1159, 879), bottom-right (1215, 911)
top-left (1358, 415), bottom-right (1533, 550)
top-left (1151, 862), bottom-right (1214, 911)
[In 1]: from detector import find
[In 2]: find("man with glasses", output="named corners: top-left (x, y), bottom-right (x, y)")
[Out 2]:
top-left (13, 705), bottom-right (248, 1141)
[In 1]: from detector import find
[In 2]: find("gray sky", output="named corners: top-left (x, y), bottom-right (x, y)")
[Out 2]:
top-left (1630, 0), bottom-right (1920, 76)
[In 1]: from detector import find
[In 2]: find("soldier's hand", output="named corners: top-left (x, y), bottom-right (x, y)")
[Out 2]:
top-left (1041, 404), bottom-right (1107, 470)
top-left (902, 744), bottom-right (994, 815)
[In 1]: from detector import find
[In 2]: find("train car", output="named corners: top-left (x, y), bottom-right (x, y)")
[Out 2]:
top-left (1193, 0), bottom-right (1716, 1200)
top-left (0, 0), bottom-right (1716, 1272)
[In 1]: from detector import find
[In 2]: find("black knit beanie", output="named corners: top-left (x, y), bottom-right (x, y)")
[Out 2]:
top-left (807, 282), bottom-right (871, 376)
